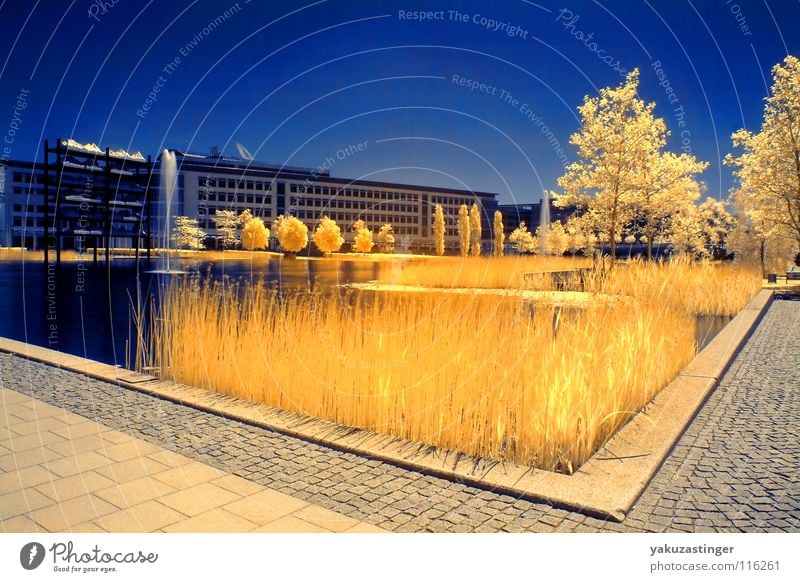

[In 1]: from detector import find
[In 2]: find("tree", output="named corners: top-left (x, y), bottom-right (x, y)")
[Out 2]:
top-left (493, 210), bottom-right (504, 257)
top-left (171, 216), bottom-right (205, 250)
top-left (376, 224), bottom-right (395, 254)
top-left (544, 222), bottom-right (570, 256)
top-left (351, 219), bottom-right (366, 242)
top-left (726, 55), bottom-right (800, 268)
top-left (238, 209), bottom-right (253, 227)
top-left (669, 205), bottom-right (707, 258)
top-left (433, 204), bottom-right (446, 256)
top-left (312, 215), bottom-right (344, 255)
top-left (469, 203), bottom-right (482, 256)
top-left (242, 216), bottom-right (268, 250)
top-left (554, 69), bottom-right (663, 264)
top-left (634, 152), bottom-right (709, 260)
top-left (565, 215), bottom-right (598, 256)
top-left (508, 222), bottom-right (536, 253)
top-left (457, 203), bottom-right (470, 257)
top-left (353, 225), bottom-right (374, 253)
top-left (698, 197), bottom-right (735, 257)
top-left (272, 215), bottom-right (308, 254)
top-left (212, 209), bottom-right (239, 249)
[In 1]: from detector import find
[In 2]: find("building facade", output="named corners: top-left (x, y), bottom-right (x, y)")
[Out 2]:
top-left (2, 141), bottom-right (502, 253)
top-left (173, 150), bottom-right (498, 252)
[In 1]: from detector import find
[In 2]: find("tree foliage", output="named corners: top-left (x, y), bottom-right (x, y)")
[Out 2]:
top-left (353, 225), bottom-right (374, 253)
top-left (312, 215), bottom-right (344, 255)
top-left (493, 210), bottom-right (504, 257)
top-left (212, 209), bottom-right (239, 249)
top-left (457, 204), bottom-right (470, 257)
top-left (272, 215), bottom-right (308, 253)
top-left (698, 197), bottom-right (735, 256)
top-left (171, 216), bottom-right (205, 250)
top-left (554, 69), bottom-right (666, 262)
top-left (242, 216), bottom-right (268, 250)
top-left (469, 203), bottom-right (482, 256)
top-left (726, 55), bottom-right (800, 262)
top-left (634, 152), bottom-right (709, 259)
top-left (508, 222), bottom-right (535, 253)
top-left (376, 223), bottom-right (395, 253)
top-left (433, 204), bottom-right (446, 256)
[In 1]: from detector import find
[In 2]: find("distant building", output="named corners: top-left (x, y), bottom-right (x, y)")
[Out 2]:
top-left (0, 139), bottom-right (153, 261)
top-left (2, 140), bottom-right (502, 254)
top-left (171, 150), bottom-right (499, 252)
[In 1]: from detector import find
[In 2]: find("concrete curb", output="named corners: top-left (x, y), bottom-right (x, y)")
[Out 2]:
top-left (0, 289), bottom-right (773, 522)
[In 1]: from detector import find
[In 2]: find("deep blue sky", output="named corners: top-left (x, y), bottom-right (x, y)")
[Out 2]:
top-left (1, 0), bottom-right (798, 204)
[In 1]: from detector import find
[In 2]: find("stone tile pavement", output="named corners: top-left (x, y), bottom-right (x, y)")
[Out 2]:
top-left (1, 295), bottom-right (798, 532)
top-left (0, 389), bottom-right (383, 533)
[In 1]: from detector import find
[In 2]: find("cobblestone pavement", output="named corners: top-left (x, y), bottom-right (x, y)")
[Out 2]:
top-left (1, 296), bottom-right (798, 532)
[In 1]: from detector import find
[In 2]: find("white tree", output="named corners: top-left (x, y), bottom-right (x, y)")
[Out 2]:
top-left (171, 216), bottom-right (205, 250)
top-left (554, 69), bottom-right (664, 264)
top-left (726, 55), bottom-right (800, 268)
top-left (376, 224), bottom-right (395, 254)
top-left (508, 222), bottom-right (536, 253)
top-left (212, 209), bottom-right (239, 249)
top-left (634, 152), bottom-right (709, 260)
top-left (698, 197), bottom-right (735, 257)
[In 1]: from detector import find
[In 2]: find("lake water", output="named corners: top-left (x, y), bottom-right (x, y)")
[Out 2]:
top-left (0, 258), bottom-right (380, 367)
top-left (0, 259), bottom-right (731, 368)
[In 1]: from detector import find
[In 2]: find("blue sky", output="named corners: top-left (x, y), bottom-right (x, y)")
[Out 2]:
top-left (1, 0), bottom-right (798, 204)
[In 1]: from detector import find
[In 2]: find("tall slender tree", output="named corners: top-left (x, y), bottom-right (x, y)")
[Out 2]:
top-left (493, 210), bottom-right (504, 257)
top-left (457, 204), bottom-right (470, 257)
top-left (469, 203), bottom-right (482, 256)
top-left (433, 204), bottom-right (446, 256)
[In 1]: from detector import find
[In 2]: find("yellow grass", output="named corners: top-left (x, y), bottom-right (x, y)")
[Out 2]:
top-left (590, 258), bottom-right (762, 316)
top-left (376, 255), bottom-right (593, 289)
top-left (143, 276), bottom-right (698, 473)
top-left (138, 258), bottom-right (761, 473)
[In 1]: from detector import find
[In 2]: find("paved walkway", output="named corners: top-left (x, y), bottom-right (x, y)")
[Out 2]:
top-left (1, 296), bottom-right (798, 532)
top-left (0, 389), bottom-right (383, 532)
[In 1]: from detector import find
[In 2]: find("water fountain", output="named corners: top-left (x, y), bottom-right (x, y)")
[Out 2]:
top-left (539, 195), bottom-right (551, 255)
top-left (146, 149), bottom-right (183, 274)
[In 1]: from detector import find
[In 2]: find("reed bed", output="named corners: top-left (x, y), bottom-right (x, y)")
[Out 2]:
top-left (588, 258), bottom-right (762, 316)
top-left (376, 255), bottom-right (592, 289)
top-left (142, 277), bottom-right (696, 472)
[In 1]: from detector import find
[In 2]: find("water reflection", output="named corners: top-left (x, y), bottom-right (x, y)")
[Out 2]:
top-left (0, 257), bottom-right (380, 367)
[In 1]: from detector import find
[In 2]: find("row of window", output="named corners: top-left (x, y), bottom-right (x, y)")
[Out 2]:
top-left (199, 177), bottom-right (269, 191)
top-left (431, 195), bottom-right (480, 206)
top-left (201, 193), bottom-right (272, 205)
top-left (289, 183), bottom-right (422, 202)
